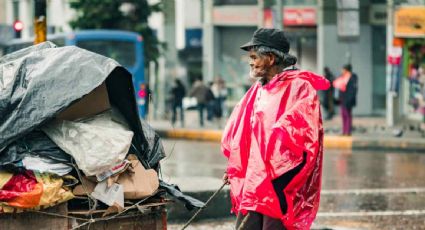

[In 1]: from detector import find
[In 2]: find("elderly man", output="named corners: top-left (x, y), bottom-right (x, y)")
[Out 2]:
top-left (221, 28), bottom-right (330, 230)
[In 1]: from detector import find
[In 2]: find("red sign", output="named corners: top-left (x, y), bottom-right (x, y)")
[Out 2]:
top-left (283, 8), bottom-right (316, 26)
top-left (213, 6), bottom-right (317, 27)
top-left (263, 7), bottom-right (317, 27)
top-left (213, 6), bottom-right (259, 26)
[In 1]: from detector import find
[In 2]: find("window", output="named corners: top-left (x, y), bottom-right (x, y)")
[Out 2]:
top-left (76, 40), bottom-right (136, 67)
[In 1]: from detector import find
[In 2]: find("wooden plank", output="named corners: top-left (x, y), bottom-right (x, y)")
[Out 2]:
top-left (67, 202), bottom-right (168, 216)
top-left (69, 208), bottom-right (166, 230)
top-left (0, 203), bottom-right (68, 230)
top-left (0, 202), bottom-right (167, 230)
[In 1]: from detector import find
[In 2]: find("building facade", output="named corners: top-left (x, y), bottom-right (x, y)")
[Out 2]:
top-left (0, 0), bottom-right (14, 50)
top-left (318, 0), bottom-right (388, 116)
top-left (202, 0), bottom-right (389, 116)
top-left (3, 0), bottom-right (74, 40)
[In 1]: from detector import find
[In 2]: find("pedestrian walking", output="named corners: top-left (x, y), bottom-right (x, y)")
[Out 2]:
top-left (170, 79), bottom-right (186, 127)
top-left (211, 77), bottom-right (228, 127)
top-left (189, 78), bottom-right (214, 127)
top-left (323, 67), bottom-right (335, 120)
top-left (207, 81), bottom-right (215, 122)
top-left (221, 28), bottom-right (330, 230)
top-left (333, 64), bottom-right (358, 136)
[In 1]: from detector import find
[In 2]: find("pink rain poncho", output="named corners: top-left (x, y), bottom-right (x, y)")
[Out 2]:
top-left (222, 69), bottom-right (330, 230)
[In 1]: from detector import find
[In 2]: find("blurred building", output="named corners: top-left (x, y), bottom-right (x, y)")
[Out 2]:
top-left (203, 0), bottom-right (321, 107)
top-left (319, 0), bottom-right (388, 116)
top-left (3, 0), bottom-right (74, 40)
top-left (1, 0), bottom-right (423, 124)
top-left (201, 0), bottom-right (391, 116)
top-left (176, 0), bottom-right (203, 84)
top-left (0, 0), bottom-right (13, 51)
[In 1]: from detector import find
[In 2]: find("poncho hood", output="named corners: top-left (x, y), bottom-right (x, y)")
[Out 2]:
top-left (275, 70), bottom-right (330, 91)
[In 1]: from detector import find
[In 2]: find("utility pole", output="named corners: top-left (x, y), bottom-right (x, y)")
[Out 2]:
top-left (317, 0), bottom-right (324, 74)
top-left (34, 0), bottom-right (47, 44)
top-left (202, 0), bottom-right (214, 82)
top-left (258, 0), bottom-right (264, 28)
top-left (160, 0), bottom-right (177, 118)
top-left (273, 0), bottom-right (283, 30)
top-left (386, 0), bottom-right (396, 126)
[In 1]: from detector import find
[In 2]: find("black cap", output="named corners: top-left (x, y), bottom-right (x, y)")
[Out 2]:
top-left (240, 28), bottom-right (290, 53)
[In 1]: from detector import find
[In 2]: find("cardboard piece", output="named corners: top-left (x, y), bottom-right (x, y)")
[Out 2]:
top-left (57, 83), bottom-right (110, 121)
top-left (119, 160), bottom-right (159, 199)
top-left (72, 177), bottom-right (96, 196)
top-left (102, 203), bottom-right (124, 217)
top-left (73, 159), bottom-right (159, 200)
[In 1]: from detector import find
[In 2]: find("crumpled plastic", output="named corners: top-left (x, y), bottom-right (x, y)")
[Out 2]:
top-left (42, 115), bottom-right (134, 176)
top-left (0, 170), bottom-right (38, 202)
top-left (140, 119), bottom-right (166, 169)
top-left (159, 181), bottom-right (205, 210)
top-left (221, 70), bottom-right (329, 229)
top-left (22, 156), bottom-right (72, 176)
top-left (0, 170), bottom-right (74, 212)
top-left (0, 131), bottom-right (72, 173)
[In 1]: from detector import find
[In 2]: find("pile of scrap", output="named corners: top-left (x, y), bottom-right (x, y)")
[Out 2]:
top-left (0, 42), bottom-right (203, 228)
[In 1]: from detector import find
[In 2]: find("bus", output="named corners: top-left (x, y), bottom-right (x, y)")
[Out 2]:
top-left (3, 30), bottom-right (147, 118)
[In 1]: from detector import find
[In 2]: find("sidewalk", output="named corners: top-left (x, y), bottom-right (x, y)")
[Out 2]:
top-left (147, 110), bottom-right (425, 151)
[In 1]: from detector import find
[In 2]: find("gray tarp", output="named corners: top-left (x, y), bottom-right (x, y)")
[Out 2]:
top-left (0, 42), bottom-right (117, 151)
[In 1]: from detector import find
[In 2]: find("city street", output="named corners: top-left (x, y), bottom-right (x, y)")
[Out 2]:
top-left (1, 1), bottom-right (424, 229)
top-left (162, 139), bottom-right (425, 229)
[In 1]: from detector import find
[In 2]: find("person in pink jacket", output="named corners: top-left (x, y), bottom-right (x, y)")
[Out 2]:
top-left (221, 28), bottom-right (330, 230)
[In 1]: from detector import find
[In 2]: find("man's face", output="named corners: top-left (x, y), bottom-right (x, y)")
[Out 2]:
top-left (248, 50), bottom-right (271, 79)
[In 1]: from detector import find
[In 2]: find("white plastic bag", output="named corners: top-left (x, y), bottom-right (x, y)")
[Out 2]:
top-left (22, 156), bottom-right (72, 176)
top-left (42, 113), bottom-right (134, 176)
top-left (182, 97), bottom-right (198, 109)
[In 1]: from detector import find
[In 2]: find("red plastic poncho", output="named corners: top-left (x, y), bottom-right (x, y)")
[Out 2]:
top-left (222, 69), bottom-right (330, 230)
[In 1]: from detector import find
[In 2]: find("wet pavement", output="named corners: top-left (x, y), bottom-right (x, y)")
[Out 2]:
top-left (160, 140), bottom-right (226, 181)
top-left (162, 140), bottom-right (425, 229)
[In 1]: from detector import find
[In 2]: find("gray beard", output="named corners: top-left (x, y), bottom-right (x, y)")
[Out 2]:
top-left (249, 68), bottom-right (267, 80)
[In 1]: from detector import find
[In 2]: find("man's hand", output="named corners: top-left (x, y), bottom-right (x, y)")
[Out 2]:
top-left (223, 172), bottom-right (230, 185)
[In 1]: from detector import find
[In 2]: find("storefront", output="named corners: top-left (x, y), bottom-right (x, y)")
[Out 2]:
top-left (392, 6), bottom-right (425, 122)
top-left (210, 5), bottom-right (318, 103)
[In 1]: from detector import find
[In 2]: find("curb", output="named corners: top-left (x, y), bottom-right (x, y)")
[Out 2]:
top-left (324, 136), bottom-right (352, 149)
top-left (155, 128), bottom-right (425, 151)
top-left (156, 128), bottom-right (354, 149)
top-left (161, 129), bottom-right (222, 142)
top-left (352, 136), bottom-right (425, 152)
